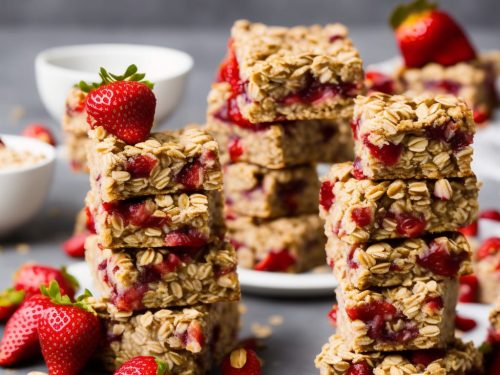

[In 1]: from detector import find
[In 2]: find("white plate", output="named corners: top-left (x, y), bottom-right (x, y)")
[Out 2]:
top-left (456, 303), bottom-right (492, 346)
top-left (67, 262), bottom-right (338, 298)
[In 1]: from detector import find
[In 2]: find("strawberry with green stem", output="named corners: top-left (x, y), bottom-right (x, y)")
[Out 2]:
top-left (0, 288), bottom-right (25, 323)
top-left (390, 0), bottom-right (476, 68)
top-left (113, 356), bottom-right (168, 375)
top-left (38, 281), bottom-right (102, 375)
top-left (80, 64), bottom-right (156, 144)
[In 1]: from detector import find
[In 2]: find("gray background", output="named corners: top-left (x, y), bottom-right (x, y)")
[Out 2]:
top-left (0, 1), bottom-right (499, 374)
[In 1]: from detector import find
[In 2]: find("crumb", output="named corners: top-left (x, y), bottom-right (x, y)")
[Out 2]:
top-left (9, 106), bottom-right (26, 123)
top-left (251, 323), bottom-right (272, 338)
top-left (15, 243), bottom-right (30, 254)
top-left (238, 303), bottom-right (248, 314)
top-left (268, 315), bottom-right (283, 326)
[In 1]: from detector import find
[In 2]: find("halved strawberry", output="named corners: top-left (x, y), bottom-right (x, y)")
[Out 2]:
top-left (113, 356), bottom-right (168, 375)
top-left (81, 65), bottom-right (156, 144)
top-left (0, 288), bottom-right (25, 323)
top-left (476, 237), bottom-right (500, 261)
top-left (390, 0), bottom-right (476, 68)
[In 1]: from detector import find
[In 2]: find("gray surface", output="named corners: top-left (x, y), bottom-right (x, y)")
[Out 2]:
top-left (0, 25), bottom-right (498, 374)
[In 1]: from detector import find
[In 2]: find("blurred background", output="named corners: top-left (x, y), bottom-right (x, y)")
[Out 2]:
top-left (1, 0), bottom-right (499, 133)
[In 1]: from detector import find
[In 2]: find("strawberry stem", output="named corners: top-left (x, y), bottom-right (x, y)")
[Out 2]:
top-left (0, 288), bottom-right (25, 307)
top-left (155, 358), bottom-right (168, 375)
top-left (78, 64), bottom-right (154, 93)
top-left (61, 266), bottom-right (80, 291)
top-left (389, 0), bottom-right (437, 29)
top-left (41, 281), bottom-right (97, 314)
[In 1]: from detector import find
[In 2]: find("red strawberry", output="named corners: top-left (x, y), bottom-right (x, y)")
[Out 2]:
top-left (458, 221), bottom-right (478, 237)
top-left (458, 274), bottom-right (478, 303)
top-left (455, 314), bottom-right (477, 332)
top-left (390, 0), bottom-right (476, 68)
top-left (62, 232), bottom-right (89, 258)
top-left (13, 264), bottom-right (78, 300)
top-left (479, 210), bottom-right (500, 222)
top-left (254, 250), bottom-right (296, 272)
top-left (114, 356), bottom-right (168, 375)
top-left (0, 288), bottom-right (25, 323)
top-left (365, 71), bottom-right (396, 95)
top-left (0, 294), bottom-right (51, 365)
top-left (477, 237), bottom-right (500, 261)
top-left (22, 124), bottom-right (56, 146)
top-left (221, 348), bottom-right (262, 375)
top-left (82, 65), bottom-right (156, 144)
top-left (38, 282), bottom-right (102, 375)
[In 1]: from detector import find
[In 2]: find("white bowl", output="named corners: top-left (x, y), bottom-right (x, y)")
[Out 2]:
top-left (0, 134), bottom-right (56, 237)
top-left (35, 43), bottom-right (194, 123)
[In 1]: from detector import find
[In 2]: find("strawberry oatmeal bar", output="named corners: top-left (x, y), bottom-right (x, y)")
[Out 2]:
top-left (327, 232), bottom-right (472, 289)
top-left (216, 20), bottom-right (364, 124)
top-left (224, 163), bottom-right (319, 219)
top-left (206, 82), bottom-right (353, 167)
top-left (88, 126), bottom-right (223, 202)
top-left (85, 235), bottom-right (240, 311)
top-left (474, 237), bottom-right (500, 304)
top-left (320, 162), bottom-right (479, 244)
top-left (352, 93), bottom-right (475, 180)
top-left (397, 60), bottom-right (497, 124)
top-left (86, 190), bottom-right (225, 249)
top-left (315, 335), bottom-right (482, 375)
top-left (227, 214), bottom-right (325, 273)
top-left (336, 277), bottom-right (458, 352)
top-left (90, 298), bottom-right (238, 374)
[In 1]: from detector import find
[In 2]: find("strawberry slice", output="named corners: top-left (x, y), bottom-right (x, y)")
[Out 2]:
top-left (62, 232), bottom-right (89, 258)
top-left (458, 221), bottom-right (478, 237)
top-left (0, 288), bottom-right (25, 323)
top-left (476, 237), bottom-right (500, 261)
top-left (390, 0), bottom-right (476, 68)
top-left (114, 356), bottom-right (168, 375)
top-left (455, 314), bottom-right (477, 332)
top-left (254, 249), bottom-right (296, 272)
top-left (479, 210), bottom-right (500, 222)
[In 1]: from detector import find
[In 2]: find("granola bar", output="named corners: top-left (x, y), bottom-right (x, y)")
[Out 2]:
top-left (352, 93), bottom-right (476, 180)
top-left (90, 299), bottom-right (238, 374)
top-left (61, 87), bottom-right (88, 135)
top-left (336, 278), bottom-right (458, 352)
top-left (327, 232), bottom-right (472, 289)
top-left (215, 20), bottom-right (364, 124)
top-left (88, 126), bottom-right (223, 202)
top-left (315, 335), bottom-right (482, 375)
top-left (206, 82), bottom-right (353, 168)
top-left (227, 214), bottom-right (325, 273)
top-left (397, 60), bottom-right (497, 124)
top-left (86, 190), bottom-right (225, 249)
top-left (224, 163), bottom-right (319, 219)
top-left (320, 162), bottom-right (479, 244)
top-left (85, 235), bottom-right (240, 312)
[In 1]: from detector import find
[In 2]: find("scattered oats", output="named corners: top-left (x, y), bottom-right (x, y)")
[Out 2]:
top-left (268, 315), bottom-right (284, 326)
top-left (251, 323), bottom-right (272, 338)
top-left (230, 348), bottom-right (247, 369)
top-left (15, 243), bottom-right (30, 254)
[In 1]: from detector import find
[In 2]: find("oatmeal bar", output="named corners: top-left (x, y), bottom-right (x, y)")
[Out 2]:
top-left (90, 299), bottom-right (238, 374)
top-left (216, 20), bottom-right (364, 124)
top-left (86, 190), bottom-right (225, 249)
top-left (352, 93), bottom-right (476, 180)
top-left (327, 232), bottom-right (472, 289)
top-left (315, 335), bottom-right (482, 375)
top-left (336, 278), bottom-right (458, 352)
top-left (320, 162), bottom-right (478, 244)
top-left (206, 82), bottom-right (353, 168)
top-left (227, 214), bottom-right (325, 273)
top-left (85, 235), bottom-right (240, 311)
top-left (397, 60), bottom-right (497, 124)
top-left (88, 126), bottom-right (223, 202)
top-left (61, 87), bottom-right (88, 135)
top-left (224, 163), bottom-right (319, 219)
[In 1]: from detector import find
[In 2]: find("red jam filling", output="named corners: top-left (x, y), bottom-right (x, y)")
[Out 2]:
top-left (424, 296), bottom-right (443, 312)
top-left (164, 228), bottom-right (208, 248)
top-left (365, 71), bottom-right (396, 95)
top-left (476, 237), bottom-right (500, 261)
top-left (347, 246), bottom-right (358, 270)
top-left (174, 159), bottom-right (203, 190)
top-left (85, 206), bottom-right (96, 234)
top-left (350, 118), bottom-right (360, 140)
top-left (352, 157), bottom-right (367, 180)
top-left (102, 199), bottom-right (169, 228)
top-left (424, 80), bottom-right (461, 96)
top-left (425, 121), bottom-right (473, 152)
top-left (228, 137), bottom-right (244, 162)
top-left (346, 300), bottom-right (418, 343)
top-left (363, 136), bottom-right (403, 166)
top-left (346, 361), bottom-right (373, 375)
top-left (278, 78), bottom-right (359, 106)
top-left (125, 155), bottom-right (157, 179)
top-left (392, 212), bottom-right (426, 238)
top-left (417, 239), bottom-right (467, 277)
top-left (319, 181), bottom-right (335, 211)
top-left (254, 249), bottom-right (296, 272)
top-left (351, 207), bottom-right (372, 227)
top-left (327, 305), bottom-right (338, 326)
top-left (410, 349), bottom-right (445, 367)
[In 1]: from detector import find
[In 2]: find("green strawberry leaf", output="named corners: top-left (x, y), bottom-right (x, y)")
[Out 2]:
top-left (156, 358), bottom-right (168, 375)
top-left (78, 64), bottom-right (154, 93)
top-left (0, 288), bottom-right (25, 307)
top-left (41, 281), bottom-right (97, 314)
top-left (61, 266), bottom-right (80, 291)
top-left (389, 0), bottom-right (437, 29)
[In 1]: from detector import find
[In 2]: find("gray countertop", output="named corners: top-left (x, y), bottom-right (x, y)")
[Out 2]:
top-left (0, 26), bottom-right (498, 374)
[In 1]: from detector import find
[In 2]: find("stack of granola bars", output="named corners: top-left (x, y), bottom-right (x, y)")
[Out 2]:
top-left (206, 20), bottom-right (364, 273)
top-left (83, 125), bottom-right (241, 373)
top-left (316, 93), bottom-right (483, 374)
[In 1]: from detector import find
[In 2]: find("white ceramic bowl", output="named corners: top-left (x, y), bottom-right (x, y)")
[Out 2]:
top-left (0, 134), bottom-right (56, 237)
top-left (35, 44), bottom-right (193, 123)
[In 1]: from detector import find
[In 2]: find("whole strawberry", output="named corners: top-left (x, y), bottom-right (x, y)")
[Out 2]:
top-left (0, 294), bottom-right (51, 365)
top-left (0, 288), bottom-right (25, 323)
top-left (221, 348), bottom-right (262, 375)
top-left (390, 0), bottom-right (476, 68)
top-left (22, 124), bottom-right (56, 146)
top-left (81, 65), bottom-right (156, 144)
top-left (13, 264), bottom-right (79, 300)
top-left (38, 282), bottom-right (101, 375)
top-left (114, 356), bottom-right (168, 375)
